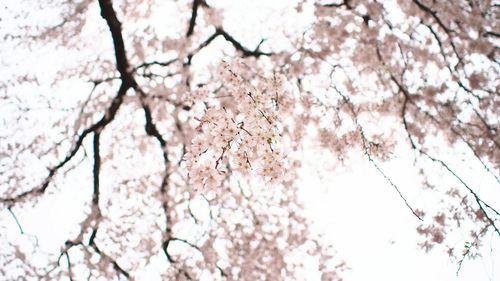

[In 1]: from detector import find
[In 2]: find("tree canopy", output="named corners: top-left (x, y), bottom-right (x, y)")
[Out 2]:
top-left (0, 0), bottom-right (499, 280)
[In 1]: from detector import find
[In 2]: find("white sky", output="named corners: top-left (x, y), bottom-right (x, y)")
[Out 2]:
top-left (298, 143), bottom-right (499, 281)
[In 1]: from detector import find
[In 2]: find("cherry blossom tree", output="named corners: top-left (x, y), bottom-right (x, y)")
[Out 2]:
top-left (0, 0), bottom-right (498, 280)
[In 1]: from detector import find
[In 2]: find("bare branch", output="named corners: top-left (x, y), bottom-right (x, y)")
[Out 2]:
top-left (186, 0), bottom-right (207, 37)
top-left (420, 151), bottom-right (500, 236)
top-left (186, 27), bottom-right (271, 65)
top-left (331, 83), bottom-right (423, 221)
top-left (412, 0), bottom-right (451, 33)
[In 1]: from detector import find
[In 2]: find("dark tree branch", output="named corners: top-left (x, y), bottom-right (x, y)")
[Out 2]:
top-left (133, 87), bottom-right (177, 278)
top-left (92, 132), bottom-right (101, 205)
top-left (186, 27), bottom-right (271, 64)
top-left (7, 207), bottom-right (25, 234)
top-left (162, 239), bottom-right (194, 280)
top-left (133, 59), bottom-right (177, 72)
top-left (378, 53), bottom-right (500, 235)
top-left (140, 100), bottom-right (167, 148)
top-left (402, 94), bottom-right (500, 235)
top-left (14, 1), bottom-right (134, 278)
top-left (323, 0), bottom-right (352, 9)
top-left (485, 31), bottom-right (500, 38)
top-left (162, 239), bottom-right (175, 263)
top-left (422, 22), bottom-right (455, 73)
top-left (331, 83), bottom-right (423, 221)
top-left (448, 124), bottom-right (500, 184)
top-left (397, 87), bottom-right (497, 216)
top-left (89, 228), bottom-right (131, 279)
top-left (0, 79), bottom-right (129, 206)
top-left (420, 151), bottom-right (500, 236)
top-left (98, 0), bottom-right (131, 82)
top-left (413, 0), bottom-right (463, 67)
top-left (47, 240), bottom-right (83, 280)
top-left (185, 32), bottom-right (219, 65)
top-left (168, 237), bottom-right (200, 251)
top-left (322, 0), bottom-right (371, 26)
top-left (215, 27), bottom-right (271, 57)
top-left (139, 93), bottom-right (172, 233)
top-left (393, 49), bottom-right (499, 184)
top-left (386, 65), bottom-right (500, 236)
top-left (0, 0), bottom-right (134, 206)
top-left (87, 132), bottom-right (130, 278)
top-left (163, 236), bottom-right (227, 278)
top-left (6, 206), bottom-right (40, 245)
top-left (134, 87), bottom-right (171, 227)
top-left (412, 0), bottom-right (451, 33)
top-left (64, 251), bottom-right (74, 281)
top-left (456, 224), bottom-right (489, 275)
top-left (186, 0), bottom-right (202, 37)
top-left (49, 120), bottom-right (128, 279)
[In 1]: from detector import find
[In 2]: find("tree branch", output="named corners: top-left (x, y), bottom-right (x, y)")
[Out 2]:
top-left (331, 83), bottom-right (423, 221)
top-left (98, 0), bottom-right (131, 82)
top-left (420, 151), bottom-right (500, 236)
top-left (89, 228), bottom-right (131, 279)
top-left (186, 0), bottom-right (203, 37)
top-left (0, 0), bottom-right (134, 206)
top-left (186, 27), bottom-right (271, 64)
top-left (92, 132), bottom-right (101, 205)
top-left (215, 27), bottom-right (271, 57)
top-left (412, 0), bottom-right (451, 33)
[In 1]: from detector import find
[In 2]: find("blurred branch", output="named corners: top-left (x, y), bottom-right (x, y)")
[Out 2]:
top-left (7, 207), bottom-right (25, 234)
top-left (456, 225), bottom-right (490, 275)
top-left (186, 27), bottom-right (271, 64)
top-left (373, 42), bottom-right (500, 233)
top-left (421, 151), bottom-right (500, 236)
top-left (89, 228), bottom-right (131, 279)
top-left (412, 0), bottom-right (451, 33)
top-left (330, 80), bottom-right (423, 221)
top-left (7, 207), bottom-right (40, 245)
top-left (186, 0), bottom-right (208, 37)
top-left (0, 0), bottom-right (135, 206)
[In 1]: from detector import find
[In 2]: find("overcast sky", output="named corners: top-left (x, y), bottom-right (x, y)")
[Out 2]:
top-left (1, 0), bottom-right (498, 280)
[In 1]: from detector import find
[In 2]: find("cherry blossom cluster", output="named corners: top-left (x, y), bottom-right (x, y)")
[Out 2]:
top-left (184, 61), bottom-right (287, 190)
